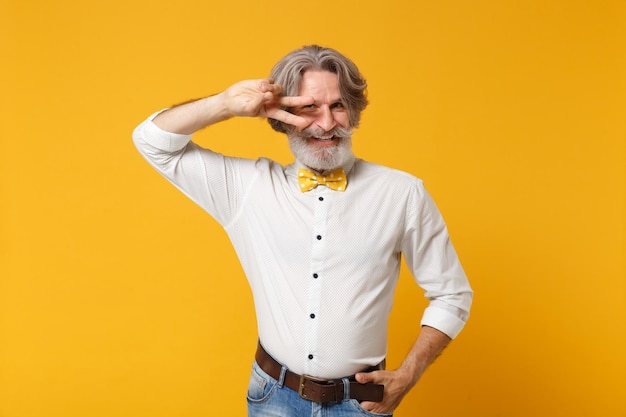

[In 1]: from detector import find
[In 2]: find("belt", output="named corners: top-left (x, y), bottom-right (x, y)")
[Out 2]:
top-left (255, 342), bottom-right (385, 403)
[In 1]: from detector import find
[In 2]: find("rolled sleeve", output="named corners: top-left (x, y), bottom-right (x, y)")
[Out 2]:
top-left (420, 304), bottom-right (469, 339)
top-left (133, 110), bottom-right (192, 153)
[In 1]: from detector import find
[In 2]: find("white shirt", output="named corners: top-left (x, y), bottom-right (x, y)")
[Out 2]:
top-left (133, 113), bottom-right (473, 379)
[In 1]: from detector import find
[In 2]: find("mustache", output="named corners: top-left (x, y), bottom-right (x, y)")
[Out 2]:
top-left (296, 126), bottom-right (353, 139)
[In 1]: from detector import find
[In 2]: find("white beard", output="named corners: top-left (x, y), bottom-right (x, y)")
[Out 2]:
top-left (287, 126), bottom-right (354, 172)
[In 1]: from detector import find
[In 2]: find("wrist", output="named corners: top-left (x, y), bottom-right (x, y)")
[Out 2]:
top-left (210, 91), bottom-right (234, 121)
top-left (396, 362), bottom-right (421, 389)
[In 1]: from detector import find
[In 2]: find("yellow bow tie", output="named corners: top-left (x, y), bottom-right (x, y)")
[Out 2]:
top-left (298, 167), bottom-right (347, 192)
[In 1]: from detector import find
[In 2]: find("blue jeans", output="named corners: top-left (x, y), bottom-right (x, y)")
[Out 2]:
top-left (246, 361), bottom-right (392, 417)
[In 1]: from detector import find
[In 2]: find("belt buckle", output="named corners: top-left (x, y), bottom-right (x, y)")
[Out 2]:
top-left (298, 374), bottom-right (330, 401)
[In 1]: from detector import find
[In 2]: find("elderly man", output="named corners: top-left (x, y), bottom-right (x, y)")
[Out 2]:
top-left (133, 45), bottom-right (472, 416)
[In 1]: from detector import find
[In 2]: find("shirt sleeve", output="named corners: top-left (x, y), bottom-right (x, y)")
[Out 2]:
top-left (132, 111), bottom-right (259, 226)
top-left (402, 180), bottom-right (473, 339)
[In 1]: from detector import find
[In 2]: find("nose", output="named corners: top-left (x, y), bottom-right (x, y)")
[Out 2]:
top-left (315, 106), bottom-right (336, 132)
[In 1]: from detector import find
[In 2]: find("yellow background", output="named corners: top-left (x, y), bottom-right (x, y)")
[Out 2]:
top-left (2, 0), bottom-right (625, 416)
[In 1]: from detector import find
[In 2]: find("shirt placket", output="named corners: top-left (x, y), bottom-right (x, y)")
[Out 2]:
top-left (303, 186), bottom-right (330, 375)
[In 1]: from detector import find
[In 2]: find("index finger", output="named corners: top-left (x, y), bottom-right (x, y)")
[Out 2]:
top-left (265, 107), bottom-right (311, 131)
top-left (278, 95), bottom-right (315, 108)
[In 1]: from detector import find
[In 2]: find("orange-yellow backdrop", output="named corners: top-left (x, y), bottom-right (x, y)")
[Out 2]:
top-left (1, 1), bottom-right (625, 416)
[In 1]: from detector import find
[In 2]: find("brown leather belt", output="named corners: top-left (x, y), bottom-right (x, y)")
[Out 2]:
top-left (255, 343), bottom-right (385, 403)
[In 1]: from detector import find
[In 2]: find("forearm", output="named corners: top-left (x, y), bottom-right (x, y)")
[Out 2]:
top-left (152, 93), bottom-right (231, 135)
top-left (398, 325), bottom-right (451, 388)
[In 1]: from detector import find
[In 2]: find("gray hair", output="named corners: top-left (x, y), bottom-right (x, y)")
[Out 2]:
top-left (268, 45), bottom-right (368, 133)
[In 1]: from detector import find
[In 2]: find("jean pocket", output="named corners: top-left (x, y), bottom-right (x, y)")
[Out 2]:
top-left (246, 362), bottom-right (278, 403)
top-left (348, 399), bottom-right (393, 417)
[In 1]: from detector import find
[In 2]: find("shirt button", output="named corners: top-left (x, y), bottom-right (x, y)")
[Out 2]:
top-left (308, 354), bottom-right (314, 360)
top-left (313, 273), bottom-right (319, 279)
top-left (316, 235), bottom-right (322, 240)
top-left (318, 197), bottom-right (324, 201)
top-left (310, 313), bottom-right (316, 319)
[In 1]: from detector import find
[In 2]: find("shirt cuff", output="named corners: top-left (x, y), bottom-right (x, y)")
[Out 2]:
top-left (138, 110), bottom-right (193, 152)
top-left (420, 305), bottom-right (467, 339)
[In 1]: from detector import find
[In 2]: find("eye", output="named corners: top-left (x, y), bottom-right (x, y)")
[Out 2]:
top-left (330, 102), bottom-right (345, 110)
top-left (296, 104), bottom-right (317, 115)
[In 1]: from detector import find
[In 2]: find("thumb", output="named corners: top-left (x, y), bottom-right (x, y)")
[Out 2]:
top-left (355, 372), bottom-right (374, 384)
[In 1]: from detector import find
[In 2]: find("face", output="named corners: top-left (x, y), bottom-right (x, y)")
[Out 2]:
top-left (287, 70), bottom-right (353, 172)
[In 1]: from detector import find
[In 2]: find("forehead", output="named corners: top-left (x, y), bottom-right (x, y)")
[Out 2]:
top-left (298, 70), bottom-right (341, 99)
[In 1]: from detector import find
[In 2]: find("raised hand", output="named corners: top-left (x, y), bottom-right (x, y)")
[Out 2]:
top-left (222, 78), bottom-right (314, 130)
top-left (153, 78), bottom-right (314, 135)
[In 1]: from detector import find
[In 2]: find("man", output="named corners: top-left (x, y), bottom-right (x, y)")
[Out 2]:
top-left (133, 45), bottom-right (472, 416)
